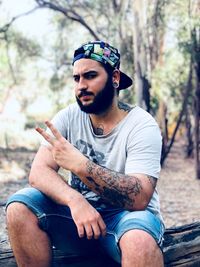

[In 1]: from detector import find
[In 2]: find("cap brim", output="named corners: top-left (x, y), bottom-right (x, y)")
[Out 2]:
top-left (119, 71), bottom-right (133, 90)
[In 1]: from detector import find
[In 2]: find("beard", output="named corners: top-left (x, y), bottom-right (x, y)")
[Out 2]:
top-left (76, 76), bottom-right (115, 115)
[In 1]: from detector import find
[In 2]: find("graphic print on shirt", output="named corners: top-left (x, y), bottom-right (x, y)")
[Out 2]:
top-left (71, 139), bottom-right (106, 198)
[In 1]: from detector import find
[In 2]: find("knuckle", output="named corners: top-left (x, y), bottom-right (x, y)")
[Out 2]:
top-left (96, 213), bottom-right (101, 220)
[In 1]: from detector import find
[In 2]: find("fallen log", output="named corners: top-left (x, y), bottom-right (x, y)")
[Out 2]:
top-left (1, 222), bottom-right (200, 267)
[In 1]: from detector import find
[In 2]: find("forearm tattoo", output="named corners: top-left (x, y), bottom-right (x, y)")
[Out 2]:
top-left (85, 160), bottom-right (143, 209)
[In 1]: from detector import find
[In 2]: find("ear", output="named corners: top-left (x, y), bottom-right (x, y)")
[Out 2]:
top-left (112, 69), bottom-right (120, 84)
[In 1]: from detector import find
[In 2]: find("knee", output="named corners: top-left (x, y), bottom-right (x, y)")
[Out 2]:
top-left (6, 202), bottom-right (37, 228)
top-left (119, 230), bottom-right (163, 263)
top-left (120, 230), bottom-right (153, 252)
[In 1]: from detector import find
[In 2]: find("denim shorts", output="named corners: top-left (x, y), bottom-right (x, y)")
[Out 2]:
top-left (6, 187), bottom-right (165, 263)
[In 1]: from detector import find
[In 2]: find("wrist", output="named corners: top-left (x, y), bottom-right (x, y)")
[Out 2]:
top-left (67, 189), bottom-right (85, 209)
top-left (72, 154), bottom-right (88, 175)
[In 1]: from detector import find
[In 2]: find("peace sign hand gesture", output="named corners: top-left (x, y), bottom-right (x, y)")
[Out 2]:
top-left (36, 121), bottom-right (86, 172)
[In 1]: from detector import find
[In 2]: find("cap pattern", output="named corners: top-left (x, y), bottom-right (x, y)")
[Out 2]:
top-left (73, 41), bottom-right (133, 90)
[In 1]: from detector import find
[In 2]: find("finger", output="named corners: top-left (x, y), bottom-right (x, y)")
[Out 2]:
top-left (76, 224), bottom-right (85, 238)
top-left (98, 218), bottom-right (107, 237)
top-left (45, 121), bottom-right (63, 140)
top-left (84, 224), bottom-right (93, 240)
top-left (35, 127), bottom-right (54, 145)
top-left (91, 223), bottom-right (101, 240)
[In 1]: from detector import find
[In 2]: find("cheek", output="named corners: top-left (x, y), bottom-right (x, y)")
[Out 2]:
top-left (93, 77), bottom-right (107, 91)
top-left (74, 84), bottom-right (79, 95)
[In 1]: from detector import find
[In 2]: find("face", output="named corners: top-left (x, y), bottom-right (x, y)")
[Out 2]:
top-left (73, 58), bottom-right (115, 115)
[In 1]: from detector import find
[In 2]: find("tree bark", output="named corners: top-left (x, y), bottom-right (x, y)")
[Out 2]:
top-left (132, 0), bottom-right (150, 110)
top-left (185, 106), bottom-right (194, 158)
top-left (193, 56), bottom-right (200, 179)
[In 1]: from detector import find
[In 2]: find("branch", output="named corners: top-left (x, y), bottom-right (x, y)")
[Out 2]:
top-left (0, 7), bottom-right (40, 34)
top-left (4, 32), bottom-right (17, 85)
top-left (34, 0), bottom-right (100, 40)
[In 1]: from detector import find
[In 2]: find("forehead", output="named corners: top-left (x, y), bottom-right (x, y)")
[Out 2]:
top-left (73, 58), bottom-right (106, 74)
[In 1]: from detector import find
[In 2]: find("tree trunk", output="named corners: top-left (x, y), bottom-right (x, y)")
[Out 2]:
top-left (185, 106), bottom-right (194, 158)
top-left (132, 0), bottom-right (151, 111)
top-left (194, 60), bottom-right (200, 179)
top-left (157, 101), bottom-right (169, 162)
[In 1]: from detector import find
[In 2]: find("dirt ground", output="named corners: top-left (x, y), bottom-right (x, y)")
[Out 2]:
top-left (0, 141), bottom-right (200, 243)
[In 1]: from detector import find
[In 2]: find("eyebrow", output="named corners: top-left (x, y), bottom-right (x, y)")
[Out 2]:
top-left (73, 70), bottom-right (98, 78)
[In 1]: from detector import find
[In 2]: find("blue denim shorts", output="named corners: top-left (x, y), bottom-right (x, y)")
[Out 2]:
top-left (6, 187), bottom-right (165, 263)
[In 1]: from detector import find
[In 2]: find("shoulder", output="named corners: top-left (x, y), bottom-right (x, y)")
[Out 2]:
top-left (53, 102), bottom-right (82, 120)
top-left (129, 106), bottom-right (159, 128)
top-left (126, 106), bottom-right (162, 142)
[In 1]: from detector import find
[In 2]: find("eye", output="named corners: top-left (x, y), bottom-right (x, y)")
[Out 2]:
top-left (85, 72), bottom-right (97, 80)
top-left (73, 75), bottom-right (79, 82)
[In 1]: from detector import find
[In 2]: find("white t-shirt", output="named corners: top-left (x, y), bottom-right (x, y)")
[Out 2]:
top-left (43, 103), bottom-right (163, 220)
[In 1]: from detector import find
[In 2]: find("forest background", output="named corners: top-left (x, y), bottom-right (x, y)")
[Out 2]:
top-left (0, 0), bottom-right (199, 228)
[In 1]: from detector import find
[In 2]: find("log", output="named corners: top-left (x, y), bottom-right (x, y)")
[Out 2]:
top-left (1, 222), bottom-right (200, 267)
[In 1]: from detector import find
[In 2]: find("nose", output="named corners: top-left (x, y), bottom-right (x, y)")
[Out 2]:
top-left (77, 77), bottom-right (88, 91)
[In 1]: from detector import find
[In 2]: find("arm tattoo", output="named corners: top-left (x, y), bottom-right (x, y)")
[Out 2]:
top-left (85, 160), bottom-right (143, 209)
top-left (147, 175), bottom-right (157, 190)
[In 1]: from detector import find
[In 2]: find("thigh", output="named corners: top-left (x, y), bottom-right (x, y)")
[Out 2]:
top-left (6, 187), bottom-right (99, 256)
top-left (119, 229), bottom-right (164, 267)
top-left (99, 209), bottom-right (165, 264)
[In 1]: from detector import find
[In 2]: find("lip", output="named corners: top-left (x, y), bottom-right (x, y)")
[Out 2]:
top-left (80, 95), bottom-right (93, 101)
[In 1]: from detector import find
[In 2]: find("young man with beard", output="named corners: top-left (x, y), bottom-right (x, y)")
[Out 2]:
top-left (6, 41), bottom-right (165, 267)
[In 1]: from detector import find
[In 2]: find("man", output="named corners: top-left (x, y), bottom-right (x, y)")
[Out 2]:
top-left (6, 41), bottom-right (165, 267)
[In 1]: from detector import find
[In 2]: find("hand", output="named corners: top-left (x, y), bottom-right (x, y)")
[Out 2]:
top-left (68, 193), bottom-right (107, 239)
top-left (35, 121), bottom-right (87, 172)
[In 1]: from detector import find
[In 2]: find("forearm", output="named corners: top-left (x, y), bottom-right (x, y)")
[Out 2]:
top-left (75, 159), bottom-right (153, 211)
top-left (29, 165), bottom-right (83, 207)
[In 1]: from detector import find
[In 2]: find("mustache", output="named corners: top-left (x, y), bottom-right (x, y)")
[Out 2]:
top-left (78, 91), bottom-right (94, 98)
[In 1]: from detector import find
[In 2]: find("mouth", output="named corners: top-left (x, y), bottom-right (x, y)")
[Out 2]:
top-left (81, 95), bottom-right (92, 101)
top-left (78, 91), bottom-right (94, 102)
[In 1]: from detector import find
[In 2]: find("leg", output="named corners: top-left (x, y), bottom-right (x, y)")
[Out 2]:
top-left (6, 187), bottom-right (100, 266)
top-left (6, 202), bottom-right (52, 267)
top-left (119, 229), bottom-right (164, 267)
top-left (99, 209), bottom-right (165, 265)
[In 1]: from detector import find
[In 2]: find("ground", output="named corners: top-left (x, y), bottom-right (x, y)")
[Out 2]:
top-left (0, 141), bottom-right (200, 243)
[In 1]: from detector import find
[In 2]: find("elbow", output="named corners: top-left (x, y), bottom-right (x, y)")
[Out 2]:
top-left (28, 169), bottom-right (38, 188)
top-left (129, 197), bottom-right (150, 211)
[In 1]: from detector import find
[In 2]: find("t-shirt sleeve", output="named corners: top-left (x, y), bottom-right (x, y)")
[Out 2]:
top-left (125, 123), bottom-right (162, 178)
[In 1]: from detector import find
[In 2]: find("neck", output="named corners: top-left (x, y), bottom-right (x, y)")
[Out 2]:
top-left (89, 99), bottom-right (129, 135)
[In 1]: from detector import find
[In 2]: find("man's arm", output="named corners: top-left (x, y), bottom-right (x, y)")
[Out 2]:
top-left (29, 145), bottom-right (80, 206)
top-left (36, 121), bottom-right (157, 211)
top-left (76, 160), bottom-right (157, 211)
top-left (29, 145), bottom-right (106, 239)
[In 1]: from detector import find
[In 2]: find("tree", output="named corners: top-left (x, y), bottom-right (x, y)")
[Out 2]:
top-left (191, 0), bottom-right (200, 178)
top-left (131, 0), bottom-right (167, 112)
top-left (0, 4), bottom-right (41, 114)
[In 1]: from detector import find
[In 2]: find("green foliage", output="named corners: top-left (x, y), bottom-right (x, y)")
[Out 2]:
top-left (49, 72), bottom-right (65, 92)
top-left (12, 31), bottom-right (41, 59)
top-left (150, 0), bottom-right (198, 118)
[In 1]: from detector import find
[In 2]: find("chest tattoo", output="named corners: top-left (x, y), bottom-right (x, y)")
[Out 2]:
top-left (95, 124), bottom-right (104, 135)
